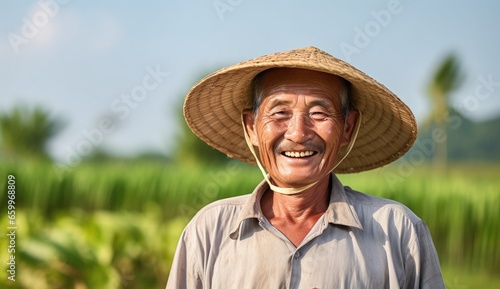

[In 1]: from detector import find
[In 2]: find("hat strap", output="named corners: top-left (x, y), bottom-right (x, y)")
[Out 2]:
top-left (241, 111), bottom-right (362, 195)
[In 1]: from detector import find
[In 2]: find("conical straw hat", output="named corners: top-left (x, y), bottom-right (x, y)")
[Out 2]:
top-left (183, 46), bottom-right (417, 173)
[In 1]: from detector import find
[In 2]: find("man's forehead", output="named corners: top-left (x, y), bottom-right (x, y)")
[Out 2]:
top-left (263, 87), bottom-right (339, 102)
top-left (265, 95), bottom-right (336, 108)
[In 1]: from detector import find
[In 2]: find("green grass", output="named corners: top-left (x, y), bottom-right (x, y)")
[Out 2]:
top-left (2, 160), bottom-right (261, 218)
top-left (442, 264), bottom-right (500, 289)
top-left (1, 160), bottom-right (499, 288)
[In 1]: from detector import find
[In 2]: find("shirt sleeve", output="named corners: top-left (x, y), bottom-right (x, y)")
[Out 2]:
top-left (165, 227), bottom-right (204, 289)
top-left (405, 220), bottom-right (446, 289)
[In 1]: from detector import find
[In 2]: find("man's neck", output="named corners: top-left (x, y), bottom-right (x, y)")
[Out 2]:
top-left (260, 176), bottom-right (331, 246)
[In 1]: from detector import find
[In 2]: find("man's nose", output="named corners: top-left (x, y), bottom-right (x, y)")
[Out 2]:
top-left (284, 114), bottom-right (314, 143)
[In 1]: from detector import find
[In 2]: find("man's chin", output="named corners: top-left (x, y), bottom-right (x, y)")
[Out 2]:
top-left (271, 172), bottom-right (320, 188)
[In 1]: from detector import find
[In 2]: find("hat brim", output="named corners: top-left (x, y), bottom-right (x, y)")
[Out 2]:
top-left (183, 47), bottom-right (417, 173)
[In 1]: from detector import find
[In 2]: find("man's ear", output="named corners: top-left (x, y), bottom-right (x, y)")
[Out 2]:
top-left (242, 109), bottom-right (259, 147)
top-left (340, 110), bottom-right (360, 147)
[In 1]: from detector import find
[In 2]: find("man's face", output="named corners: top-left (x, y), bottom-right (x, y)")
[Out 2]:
top-left (243, 68), bottom-right (358, 188)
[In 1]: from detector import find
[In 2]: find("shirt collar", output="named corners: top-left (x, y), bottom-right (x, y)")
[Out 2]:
top-left (325, 174), bottom-right (363, 230)
top-left (229, 180), bottom-right (268, 239)
top-left (229, 173), bottom-right (363, 239)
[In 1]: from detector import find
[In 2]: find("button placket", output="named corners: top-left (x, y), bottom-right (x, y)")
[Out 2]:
top-left (289, 249), bottom-right (302, 288)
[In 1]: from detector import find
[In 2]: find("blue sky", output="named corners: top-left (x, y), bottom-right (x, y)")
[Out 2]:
top-left (1, 1), bottom-right (499, 162)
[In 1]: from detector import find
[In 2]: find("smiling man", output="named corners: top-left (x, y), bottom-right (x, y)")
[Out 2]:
top-left (166, 47), bottom-right (445, 289)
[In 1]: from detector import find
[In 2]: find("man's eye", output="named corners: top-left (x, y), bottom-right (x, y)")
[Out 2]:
top-left (310, 112), bottom-right (329, 119)
top-left (272, 111), bottom-right (289, 118)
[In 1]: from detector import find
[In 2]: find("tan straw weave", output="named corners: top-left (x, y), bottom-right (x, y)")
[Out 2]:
top-left (183, 46), bottom-right (417, 173)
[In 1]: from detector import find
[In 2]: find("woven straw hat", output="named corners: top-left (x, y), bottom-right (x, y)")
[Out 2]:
top-left (183, 46), bottom-right (417, 173)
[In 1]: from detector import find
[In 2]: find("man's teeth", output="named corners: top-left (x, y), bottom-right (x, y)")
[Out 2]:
top-left (284, 151), bottom-right (315, 158)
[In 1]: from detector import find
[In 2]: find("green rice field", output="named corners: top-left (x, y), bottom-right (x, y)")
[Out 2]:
top-left (1, 161), bottom-right (499, 288)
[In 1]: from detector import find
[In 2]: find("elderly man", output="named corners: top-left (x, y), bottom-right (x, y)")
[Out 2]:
top-left (166, 47), bottom-right (445, 289)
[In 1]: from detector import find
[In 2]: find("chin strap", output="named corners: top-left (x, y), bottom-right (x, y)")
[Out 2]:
top-left (241, 111), bottom-right (362, 195)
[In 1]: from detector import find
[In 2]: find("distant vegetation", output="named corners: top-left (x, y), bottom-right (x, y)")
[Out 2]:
top-left (1, 162), bottom-right (499, 288)
top-left (409, 109), bottom-right (500, 163)
top-left (0, 105), bottom-right (63, 161)
top-left (422, 54), bottom-right (464, 168)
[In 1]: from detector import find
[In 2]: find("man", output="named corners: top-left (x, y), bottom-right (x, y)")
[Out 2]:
top-left (166, 47), bottom-right (445, 288)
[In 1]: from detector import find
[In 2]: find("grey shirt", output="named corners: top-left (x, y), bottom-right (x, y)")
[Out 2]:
top-left (166, 174), bottom-right (445, 289)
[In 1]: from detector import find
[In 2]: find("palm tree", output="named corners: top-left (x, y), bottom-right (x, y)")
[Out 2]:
top-left (0, 104), bottom-right (63, 161)
top-left (422, 54), bottom-right (464, 169)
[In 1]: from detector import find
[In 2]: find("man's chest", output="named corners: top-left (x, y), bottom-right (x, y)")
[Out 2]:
top-left (209, 226), bottom-right (402, 289)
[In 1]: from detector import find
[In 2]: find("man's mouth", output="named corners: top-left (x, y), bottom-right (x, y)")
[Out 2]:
top-left (282, 151), bottom-right (317, 158)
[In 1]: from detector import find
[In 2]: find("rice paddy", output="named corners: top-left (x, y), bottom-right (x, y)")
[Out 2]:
top-left (1, 161), bottom-right (499, 288)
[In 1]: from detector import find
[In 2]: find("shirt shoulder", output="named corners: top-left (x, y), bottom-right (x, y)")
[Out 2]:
top-left (184, 194), bottom-right (250, 235)
top-left (194, 194), bottom-right (249, 217)
top-left (344, 186), bottom-right (422, 223)
top-left (342, 186), bottom-right (444, 288)
top-left (342, 186), bottom-right (426, 246)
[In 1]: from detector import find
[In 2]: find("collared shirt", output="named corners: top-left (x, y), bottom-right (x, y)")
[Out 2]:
top-left (166, 174), bottom-right (445, 289)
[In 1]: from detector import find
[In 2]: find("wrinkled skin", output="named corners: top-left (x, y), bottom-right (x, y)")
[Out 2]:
top-left (243, 68), bottom-right (359, 189)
